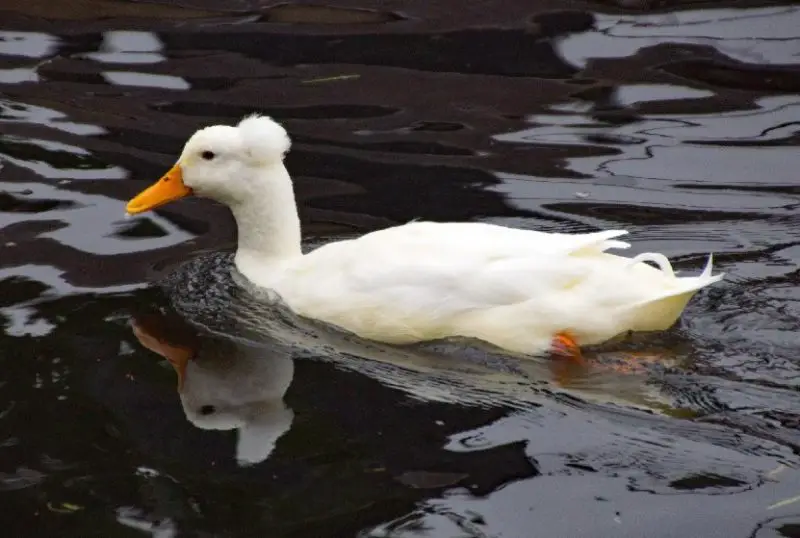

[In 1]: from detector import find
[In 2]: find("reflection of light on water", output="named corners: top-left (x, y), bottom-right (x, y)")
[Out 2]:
top-left (493, 95), bottom-right (799, 190)
top-left (0, 180), bottom-right (195, 255)
top-left (0, 135), bottom-right (128, 180)
top-left (0, 30), bottom-right (192, 90)
top-left (605, 145), bottom-right (796, 186)
top-left (0, 32), bottom-right (58, 86)
top-left (0, 265), bottom-right (147, 337)
top-left (0, 80), bottom-right (194, 337)
top-left (613, 84), bottom-right (713, 106)
top-left (102, 71), bottom-right (190, 90)
top-left (368, 456), bottom-right (800, 538)
top-left (6, 137), bottom-right (94, 156)
top-left (0, 177), bottom-right (192, 336)
top-left (84, 30), bottom-right (191, 90)
top-left (116, 507), bottom-right (176, 538)
top-left (0, 265), bottom-right (147, 296)
top-left (365, 405), bottom-right (800, 538)
top-left (488, 94), bottom-right (799, 277)
top-left (641, 97), bottom-right (800, 142)
top-left (2, 306), bottom-right (55, 337)
top-left (498, 95), bottom-right (799, 147)
top-left (554, 6), bottom-right (800, 68)
top-left (87, 31), bottom-right (166, 64)
top-left (0, 99), bottom-right (105, 136)
top-left (0, 31), bottom-right (59, 58)
top-left (0, 68), bottom-right (38, 84)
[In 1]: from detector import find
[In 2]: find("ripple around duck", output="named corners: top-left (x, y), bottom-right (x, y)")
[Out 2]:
top-left (147, 249), bottom-right (800, 463)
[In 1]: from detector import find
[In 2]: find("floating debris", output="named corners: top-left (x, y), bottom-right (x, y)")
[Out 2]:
top-left (46, 501), bottom-right (83, 513)
top-left (301, 74), bottom-right (360, 84)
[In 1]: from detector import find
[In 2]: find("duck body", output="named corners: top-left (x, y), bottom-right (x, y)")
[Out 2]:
top-left (127, 115), bottom-right (723, 357)
top-left (257, 221), bottom-right (719, 355)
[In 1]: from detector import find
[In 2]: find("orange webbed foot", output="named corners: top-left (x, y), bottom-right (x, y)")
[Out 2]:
top-left (550, 331), bottom-right (584, 364)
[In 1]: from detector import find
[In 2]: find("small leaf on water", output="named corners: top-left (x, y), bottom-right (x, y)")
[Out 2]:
top-left (46, 501), bottom-right (83, 513)
top-left (301, 74), bottom-right (360, 84)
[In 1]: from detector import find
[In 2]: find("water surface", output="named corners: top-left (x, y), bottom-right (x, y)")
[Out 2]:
top-left (1, 1), bottom-right (800, 536)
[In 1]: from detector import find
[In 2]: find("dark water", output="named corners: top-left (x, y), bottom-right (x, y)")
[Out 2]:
top-left (2, 1), bottom-right (800, 536)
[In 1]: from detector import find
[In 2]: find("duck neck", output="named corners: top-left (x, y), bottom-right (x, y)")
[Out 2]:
top-left (230, 163), bottom-right (302, 279)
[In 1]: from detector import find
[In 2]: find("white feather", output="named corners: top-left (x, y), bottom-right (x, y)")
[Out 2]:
top-left (269, 221), bottom-right (723, 354)
top-left (237, 114), bottom-right (291, 164)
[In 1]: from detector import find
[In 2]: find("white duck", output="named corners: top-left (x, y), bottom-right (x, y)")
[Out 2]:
top-left (126, 115), bottom-right (724, 359)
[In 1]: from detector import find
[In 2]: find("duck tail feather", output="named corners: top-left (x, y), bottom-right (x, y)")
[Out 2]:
top-left (627, 252), bottom-right (676, 278)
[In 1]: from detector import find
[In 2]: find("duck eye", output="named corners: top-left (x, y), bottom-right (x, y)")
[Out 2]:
top-left (201, 150), bottom-right (215, 161)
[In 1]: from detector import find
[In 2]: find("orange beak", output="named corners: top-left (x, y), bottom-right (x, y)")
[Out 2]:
top-left (126, 164), bottom-right (192, 214)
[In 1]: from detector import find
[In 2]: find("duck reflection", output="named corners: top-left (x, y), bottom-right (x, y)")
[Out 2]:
top-left (131, 313), bottom-right (294, 466)
top-left (130, 299), bottom-right (694, 466)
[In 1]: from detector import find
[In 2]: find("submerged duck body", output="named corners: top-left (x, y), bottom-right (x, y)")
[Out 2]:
top-left (127, 115), bottom-right (723, 357)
